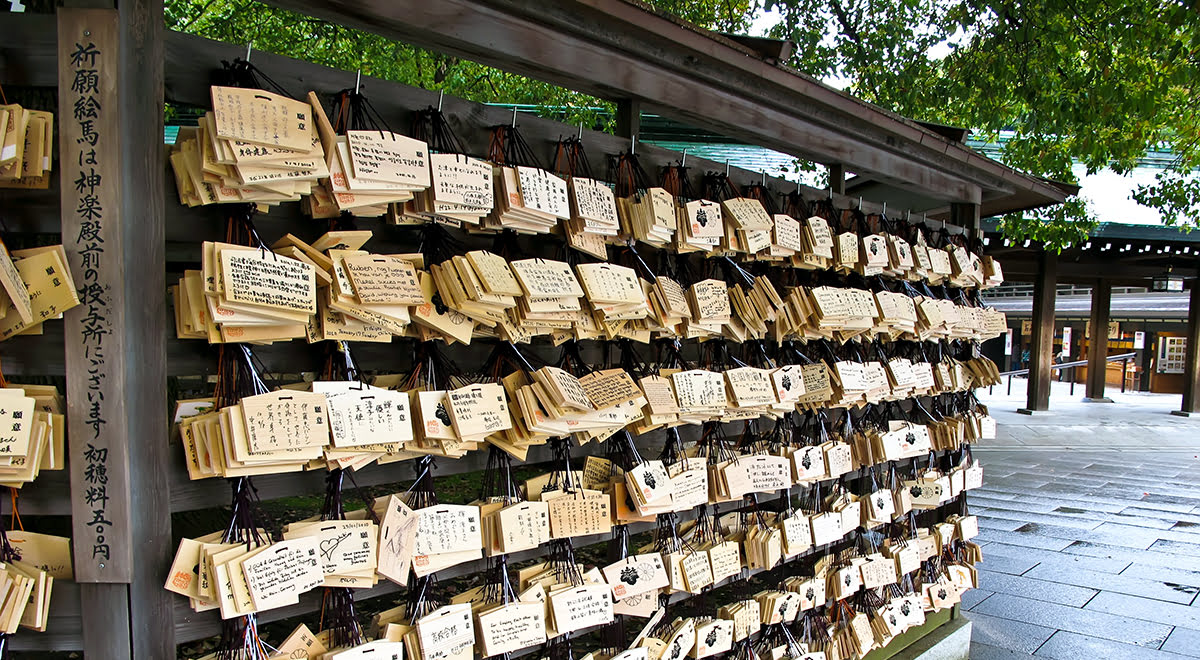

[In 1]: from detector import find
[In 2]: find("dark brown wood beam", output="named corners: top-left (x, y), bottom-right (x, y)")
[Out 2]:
top-left (993, 254), bottom-right (1199, 286)
top-left (119, 0), bottom-right (174, 656)
top-left (949, 202), bottom-right (981, 245)
top-left (252, 0), bottom-right (1061, 204)
top-left (614, 97), bottom-right (641, 140)
top-left (1020, 249), bottom-right (1058, 413)
top-left (1177, 283), bottom-right (1200, 415)
top-left (829, 164), bottom-right (846, 195)
top-left (716, 33), bottom-right (794, 63)
top-left (1085, 280), bottom-right (1113, 402)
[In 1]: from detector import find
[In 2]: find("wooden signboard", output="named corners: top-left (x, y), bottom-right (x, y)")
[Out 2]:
top-left (59, 9), bottom-right (132, 583)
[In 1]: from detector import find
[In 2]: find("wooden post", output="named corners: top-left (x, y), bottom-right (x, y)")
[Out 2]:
top-left (59, 2), bottom-right (172, 656)
top-left (1175, 283), bottom-right (1200, 415)
top-left (949, 202), bottom-right (981, 243)
top-left (1019, 248), bottom-right (1057, 413)
top-left (828, 164), bottom-right (846, 195)
top-left (1085, 280), bottom-right (1113, 402)
top-left (615, 98), bottom-right (641, 140)
top-left (119, 0), bottom-right (173, 656)
top-left (59, 9), bottom-right (134, 656)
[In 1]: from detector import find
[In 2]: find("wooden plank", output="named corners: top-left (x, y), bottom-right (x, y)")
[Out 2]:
top-left (1181, 283), bottom-right (1200, 413)
top-left (1021, 248), bottom-right (1057, 413)
top-left (172, 454), bottom-right (939, 644)
top-left (118, 0), bottom-right (175, 655)
top-left (0, 13), bottom-right (58, 87)
top-left (716, 34), bottom-right (793, 63)
top-left (7, 581), bottom-right (83, 650)
top-left (261, 0), bottom-right (990, 203)
top-left (828, 164), bottom-right (846, 195)
top-left (58, 6), bottom-right (133, 584)
top-left (79, 582), bottom-right (131, 656)
top-left (8, 470), bottom-right (73, 515)
top-left (949, 202), bottom-right (981, 245)
top-left (7, 624), bottom-right (85, 652)
top-left (168, 440), bottom-right (552, 512)
top-left (0, 23), bottom-right (971, 233)
top-left (0, 177), bottom-right (61, 235)
top-left (161, 28), bottom-right (974, 224)
top-left (1085, 280), bottom-right (1112, 401)
top-left (173, 484), bottom-right (794, 642)
top-left (266, 0), bottom-right (1036, 198)
top-left (614, 98), bottom-right (640, 139)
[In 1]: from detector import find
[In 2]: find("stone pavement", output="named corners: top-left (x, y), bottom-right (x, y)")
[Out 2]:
top-left (978, 378), bottom-right (1200, 449)
top-left (963, 380), bottom-right (1200, 658)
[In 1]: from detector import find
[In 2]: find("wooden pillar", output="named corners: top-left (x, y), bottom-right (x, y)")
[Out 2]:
top-left (1019, 248), bottom-right (1057, 413)
top-left (828, 164), bottom-right (846, 195)
top-left (614, 98), bottom-right (640, 140)
top-left (950, 202), bottom-right (982, 246)
top-left (1085, 280), bottom-right (1113, 402)
top-left (1175, 283), bottom-right (1200, 415)
top-left (58, 2), bottom-right (171, 657)
top-left (120, 0), bottom-right (173, 656)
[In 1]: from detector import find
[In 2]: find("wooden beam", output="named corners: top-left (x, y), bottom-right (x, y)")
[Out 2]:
top-left (1178, 283), bottom-right (1200, 414)
top-left (1085, 280), bottom-right (1113, 402)
top-left (119, 0), bottom-right (174, 656)
top-left (1020, 248), bottom-right (1057, 413)
top-left (56, 3), bottom-right (172, 655)
top-left (79, 584), bottom-right (131, 657)
top-left (828, 164), bottom-right (846, 195)
top-left (986, 253), bottom-right (1199, 285)
top-left (614, 97), bottom-right (640, 140)
top-left (0, 16), bottom-right (989, 224)
top-left (716, 33), bottom-right (793, 63)
top-left (949, 202), bottom-right (981, 248)
top-left (256, 0), bottom-right (1020, 203)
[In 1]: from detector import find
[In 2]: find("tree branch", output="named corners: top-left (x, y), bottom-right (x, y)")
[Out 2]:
top-left (828, 0), bottom-right (862, 43)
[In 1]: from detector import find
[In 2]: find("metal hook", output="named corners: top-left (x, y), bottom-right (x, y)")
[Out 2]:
top-left (577, 122), bottom-right (584, 140)
top-left (681, 147), bottom-right (688, 167)
top-left (858, 196), bottom-right (863, 210)
top-left (725, 160), bottom-right (730, 176)
top-left (512, 106), bottom-right (518, 128)
top-left (437, 89), bottom-right (444, 112)
top-left (761, 170), bottom-right (766, 186)
top-left (882, 201), bottom-right (887, 216)
top-left (631, 134), bottom-right (637, 155)
top-left (354, 69), bottom-right (361, 95)
top-left (245, 42), bottom-right (252, 62)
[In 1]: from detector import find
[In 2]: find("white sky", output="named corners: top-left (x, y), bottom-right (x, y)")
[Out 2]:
top-left (1073, 165), bottom-right (1165, 226)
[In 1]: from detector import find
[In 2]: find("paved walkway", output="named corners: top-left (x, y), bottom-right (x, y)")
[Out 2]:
top-left (978, 377), bottom-right (1200, 450)
top-left (964, 380), bottom-right (1200, 658)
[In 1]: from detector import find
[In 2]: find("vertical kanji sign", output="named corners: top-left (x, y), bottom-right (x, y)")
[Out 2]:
top-left (58, 8), bottom-right (132, 583)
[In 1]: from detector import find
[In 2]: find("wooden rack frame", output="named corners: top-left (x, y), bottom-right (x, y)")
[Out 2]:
top-left (0, 2), bottom-right (1033, 656)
